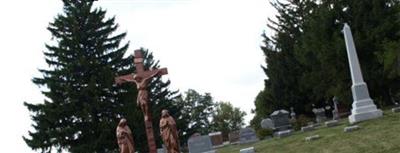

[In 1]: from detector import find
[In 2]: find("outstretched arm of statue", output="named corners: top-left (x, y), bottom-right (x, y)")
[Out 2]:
top-left (143, 69), bottom-right (160, 83)
top-left (115, 75), bottom-right (135, 84)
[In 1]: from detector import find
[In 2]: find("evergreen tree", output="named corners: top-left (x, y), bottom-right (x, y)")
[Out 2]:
top-left (342, 0), bottom-right (400, 106)
top-left (252, 0), bottom-right (400, 127)
top-left (297, 0), bottom-right (400, 107)
top-left (24, 1), bottom-right (132, 152)
top-left (23, 1), bottom-right (179, 152)
top-left (295, 0), bottom-right (352, 108)
top-left (251, 0), bottom-right (316, 129)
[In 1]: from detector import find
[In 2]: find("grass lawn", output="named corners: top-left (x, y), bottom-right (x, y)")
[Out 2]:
top-left (217, 110), bottom-right (400, 153)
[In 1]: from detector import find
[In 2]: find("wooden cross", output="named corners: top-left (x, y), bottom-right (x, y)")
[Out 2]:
top-left (115, 49), bottom-right (168, 153)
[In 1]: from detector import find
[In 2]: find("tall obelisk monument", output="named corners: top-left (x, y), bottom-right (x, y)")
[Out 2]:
top-left (342, 23), bottom-right (382, 124)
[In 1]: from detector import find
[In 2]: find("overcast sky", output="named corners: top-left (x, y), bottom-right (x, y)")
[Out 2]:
top-left (0, 0), bottom-right (275, 152)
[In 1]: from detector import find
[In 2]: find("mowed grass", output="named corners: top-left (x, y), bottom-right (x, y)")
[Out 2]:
top-left (217, 110), bottom-right (400, 153)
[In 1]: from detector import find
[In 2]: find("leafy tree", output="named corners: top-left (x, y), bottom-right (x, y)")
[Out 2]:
top-left (176, 89), bottom-right (214, 146)
top-left (211, 101), bottom-right (246, 141)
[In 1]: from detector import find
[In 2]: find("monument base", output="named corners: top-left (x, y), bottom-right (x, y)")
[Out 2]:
top-left (348, 99), bottom-right (382, 124)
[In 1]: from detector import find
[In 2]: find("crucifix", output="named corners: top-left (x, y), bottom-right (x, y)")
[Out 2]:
top-left (115, 50), bottom-right (168, 153)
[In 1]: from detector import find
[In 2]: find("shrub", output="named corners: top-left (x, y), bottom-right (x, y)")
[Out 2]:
top-left (256, 128), bottom-right (273, 139)
top-left (292, 114), bottom-right (313, 131)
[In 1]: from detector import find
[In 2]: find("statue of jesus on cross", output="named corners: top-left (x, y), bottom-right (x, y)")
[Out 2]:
top-left (115, 49), bottom-right (168, 153)
top-left (116, 70), bottom-right (161, 120)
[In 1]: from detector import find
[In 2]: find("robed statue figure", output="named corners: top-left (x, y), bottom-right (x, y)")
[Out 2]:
top-left (159, 109), bottom-right (180, 153)
top-left (116, 118), bottom-right (135, 153)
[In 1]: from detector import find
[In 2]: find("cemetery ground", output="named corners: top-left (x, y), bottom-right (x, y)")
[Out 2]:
top-left (217, 109), bottom-right (400, 153)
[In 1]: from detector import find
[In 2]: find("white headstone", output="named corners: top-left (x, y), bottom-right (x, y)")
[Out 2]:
top-left (342, 23), bottom-right (383, 124)
top-left (240, 147), bottom-right (255, 153)
top-left (305, 135), bottom-right (320, 141)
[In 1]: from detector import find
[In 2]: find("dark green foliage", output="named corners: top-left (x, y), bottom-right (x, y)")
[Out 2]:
top-left (24, 1), bottom-right (131, 152)
top-left (252, 0), bottom-right (400, 128)
top-left (251, 0), bottom-right (315, 128)
top-left (23, 0), bottom-right (179, 152)
top-left (175, 89), bottom-right (215, 146)
top-left (292, 114), bottom-right (312, 131)
top-left (211, 101), bottom-right (246, 141)
top-left (256, 128), bottom-right (273, 140)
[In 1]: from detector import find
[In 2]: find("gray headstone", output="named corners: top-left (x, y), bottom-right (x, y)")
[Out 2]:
top-left (325, 120), bottom-right (339, 127)
top-left (311, 123), bottom-right (321, 128)
top-left (270, 109), bottom-right (291, 131)
top-left (240, 147), bottom-right (255, 153)
top-left (305, 135), bottom-right (320, 141)
top-left (313, 108), bottom-right (327, 123)
top-left (274, 129), bottom-right (292, 138)
top-left (342, 23), bottom-right (383, 124)
top-left (228, 130), bottom-right (240, 144)
top-left (344, 125), bottom-right (360, 132)
top-left (239, 128), bottom-right (259, 144)
top-left (261, 118), bottom-right (274, 129)
top-left (188, 135), bottom-right (214, 153)
top-left (301, 125), bottom-right (315, 132)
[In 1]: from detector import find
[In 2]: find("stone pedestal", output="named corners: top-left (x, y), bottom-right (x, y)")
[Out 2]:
top-left (274, 129), bottom-right (292, 138)
top-left (342, 23), bottom-right (383, 124)
top-left (347, 84), bottom-right (383, 124)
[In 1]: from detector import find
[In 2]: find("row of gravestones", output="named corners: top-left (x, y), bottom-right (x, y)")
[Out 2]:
top-left (260, 99), bottom-right (352, 137)
top-left (186, 128), bottom-right (259, 153)
top-left (185, 106), bottom-right (400, 153)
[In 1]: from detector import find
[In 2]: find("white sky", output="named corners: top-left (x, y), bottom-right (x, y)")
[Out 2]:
top-left (0, 0), bottom-right (275, 152)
